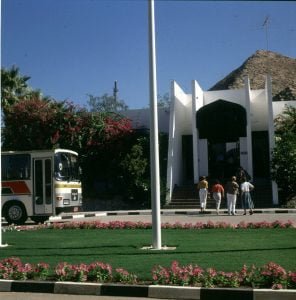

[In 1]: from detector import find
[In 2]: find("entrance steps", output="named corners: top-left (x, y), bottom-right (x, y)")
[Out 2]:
top-left (164, 185), bottom-right (216, 209)
top-left (165, 178), bottom-right (274, 209)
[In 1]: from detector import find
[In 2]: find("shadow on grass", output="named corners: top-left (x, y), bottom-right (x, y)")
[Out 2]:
top-left (4, 245), bottom-right (296, 258)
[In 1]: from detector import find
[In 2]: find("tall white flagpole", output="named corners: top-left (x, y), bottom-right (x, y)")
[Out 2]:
top-left (0, 155), bottom-right (8, 248)
top-left (0, 0), bottom-right (8, 247)
top-left (148, 0), bottom-right (162, 250)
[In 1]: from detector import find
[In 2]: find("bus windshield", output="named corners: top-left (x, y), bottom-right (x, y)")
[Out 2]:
top-left (54, 152), bottom-right (80, 181)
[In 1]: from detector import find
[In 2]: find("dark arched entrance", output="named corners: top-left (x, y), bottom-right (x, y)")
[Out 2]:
top-left (196, 99), bottom-right (247, 180)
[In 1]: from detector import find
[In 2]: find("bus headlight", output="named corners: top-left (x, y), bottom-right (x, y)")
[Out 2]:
top-left (56, 196), bottom-right (63, 201)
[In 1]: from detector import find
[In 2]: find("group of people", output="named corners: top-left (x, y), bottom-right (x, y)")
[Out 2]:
top-left (197, 167), bottom-right (254, 215)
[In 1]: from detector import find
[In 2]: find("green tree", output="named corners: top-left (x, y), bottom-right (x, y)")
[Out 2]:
top-left (1, 66), bottom-right (52, 115)
top-left (271, 105), bottom-right (296, 203)
top-left (87, 93), bottom-right (128, 112)
top-left (118, 137), bottom-right (149, 204)
top-left (118, 131), bottom-right (168, 207)
top-left (273, 87), bottom-right (296, 102)
top-left (1, 66), bottom-right (31, 113)
top-left (157, 92), bottom-right (170, 108)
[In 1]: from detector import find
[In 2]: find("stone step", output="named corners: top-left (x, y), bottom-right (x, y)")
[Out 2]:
top-left (169, 203), bottom-right (199, 206)
top-left (171, 199), bottom-right (199, 202)
top-left (165, 200), bottom-right (217, 209)
top-left (163, 205), bottom-right (200, 209)
top-left (169, 179), bottom-right (274, 209)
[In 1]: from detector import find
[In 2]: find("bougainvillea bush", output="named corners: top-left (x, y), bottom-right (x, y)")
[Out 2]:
top-left (0, 258), bottom-right (295, 289)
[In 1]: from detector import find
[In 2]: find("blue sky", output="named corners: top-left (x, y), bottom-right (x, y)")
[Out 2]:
top-left (2, 0), bottom-right (296, 109)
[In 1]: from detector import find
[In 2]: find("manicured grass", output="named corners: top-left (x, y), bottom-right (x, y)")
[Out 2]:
top-left (1, 228), bottom-right (296, 280)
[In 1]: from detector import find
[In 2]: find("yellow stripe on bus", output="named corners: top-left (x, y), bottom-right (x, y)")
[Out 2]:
top-left (54, 184), bottom-right (81, 188)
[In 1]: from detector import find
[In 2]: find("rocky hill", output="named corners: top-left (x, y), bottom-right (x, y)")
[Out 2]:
top-left (209, 50), bottom-right (296, 99)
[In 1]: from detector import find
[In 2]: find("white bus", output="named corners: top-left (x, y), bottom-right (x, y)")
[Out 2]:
top-left (1, 149), bottom-right (82, 224)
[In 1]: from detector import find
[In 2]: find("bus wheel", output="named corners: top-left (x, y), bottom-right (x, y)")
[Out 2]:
top-left (4, 202), bottom-right (28, 225)
top-left (30, 216), bottom-right (49, 224)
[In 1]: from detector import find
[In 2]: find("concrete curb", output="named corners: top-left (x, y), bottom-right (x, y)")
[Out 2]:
top-left (49, 209), bottom-right (296, 222)
top-left (1, 280), bottom-right (296, 299)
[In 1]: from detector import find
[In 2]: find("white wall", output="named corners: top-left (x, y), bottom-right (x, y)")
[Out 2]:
top-left (166, 81), bottom-right (192, 200)
top-left (244, 76), bottom-right (254, 179)
top-left (273, 100), bottom-right (296, 117)
top-left (192, 80), bottom-right (204, 183)
top-left (203, 89), bottom-right (246, 106)
top-left (121, 108), bottom-right (170, 133)
top-left (250, 89), bottom-right (268, 131)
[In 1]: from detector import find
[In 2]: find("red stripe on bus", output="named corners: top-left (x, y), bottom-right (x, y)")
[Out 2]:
top-left (2, 181), bottom-right (31, 194)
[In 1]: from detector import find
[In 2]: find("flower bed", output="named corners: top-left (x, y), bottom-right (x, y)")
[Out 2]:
top-left (152, 261), bottom-right (296, 290)
top-left (0, 257), bottom-right (295, 290)
top-left (0, 257), bottom-right (137, 284)
top-left (5, 220), bottom-right (295, 231)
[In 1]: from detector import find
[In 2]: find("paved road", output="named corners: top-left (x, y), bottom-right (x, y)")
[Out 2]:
top-left (0, 292), bottom-right (171, 300)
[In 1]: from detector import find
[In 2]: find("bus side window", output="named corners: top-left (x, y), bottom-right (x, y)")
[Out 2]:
top-left (1, 154), bottom-right (31, 180)
top-left (2, 156), bottom-right (11, 180)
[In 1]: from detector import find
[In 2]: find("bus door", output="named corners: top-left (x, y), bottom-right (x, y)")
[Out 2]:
top-left (33, 158), bottom-right (54, 215)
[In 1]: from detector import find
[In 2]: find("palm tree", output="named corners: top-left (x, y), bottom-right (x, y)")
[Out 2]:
top-left (1, 66), bottom-right (31, 113)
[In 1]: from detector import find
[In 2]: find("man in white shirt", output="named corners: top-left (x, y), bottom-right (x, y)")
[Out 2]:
top-left (241, 177), bottom-right (255, 215)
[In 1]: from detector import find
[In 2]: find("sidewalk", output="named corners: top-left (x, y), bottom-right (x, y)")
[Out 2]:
top-left (49, 208), bottom-right (296, 223)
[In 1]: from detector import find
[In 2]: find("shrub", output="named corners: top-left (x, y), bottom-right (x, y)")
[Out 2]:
top-left (0, 257), bottom-right (49, 280)
top-left (260, 262), bottom-right (288, 289)
top-left (86, 262), bottom-right (112, 282)
top-left (239, 264), bottom-right (262, 288)
top-left (152, 261), bottom-right (295, 290)
top-left (55, 262), bottom-right (88, 282)
top-left (285, 197), bottom-right (296, 208)
top-left (288, 271), bottom-right (296, 289)
top-left (114, 268), bottom-right (138, 284)
top-left (213, 271), bottom-right (241, 288)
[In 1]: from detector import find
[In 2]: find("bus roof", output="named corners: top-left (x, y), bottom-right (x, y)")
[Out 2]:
top-left (1, 149), bottom-right (78, 156)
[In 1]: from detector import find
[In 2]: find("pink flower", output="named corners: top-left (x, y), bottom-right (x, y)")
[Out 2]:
top-left (272, 283), bottom-right (283, 290)
top-left (206, 268), bottom-right (217, 277)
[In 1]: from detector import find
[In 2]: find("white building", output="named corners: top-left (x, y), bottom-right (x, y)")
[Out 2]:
top-left (123, 76), bottom-right (296, 206)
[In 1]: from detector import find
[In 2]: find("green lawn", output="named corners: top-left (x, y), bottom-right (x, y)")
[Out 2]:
top-left (1, 228), bottom-right (296, 280)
